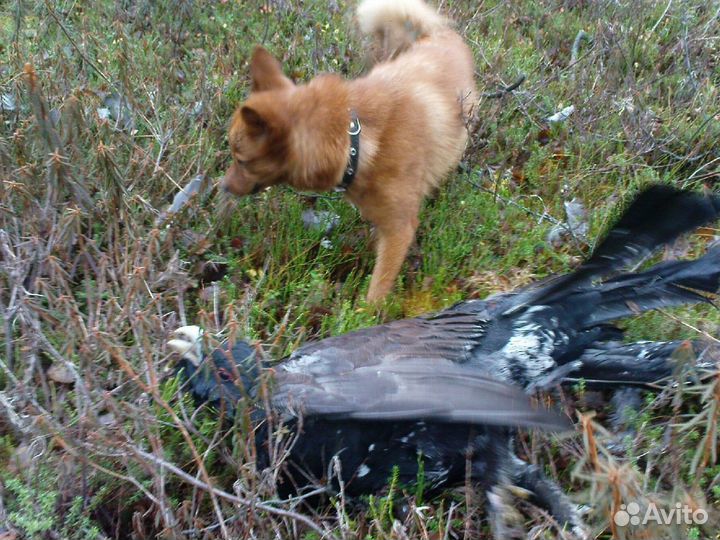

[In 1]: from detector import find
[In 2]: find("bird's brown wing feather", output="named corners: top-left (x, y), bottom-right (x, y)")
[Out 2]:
top-left (273, 352), bottom-right (569, 432)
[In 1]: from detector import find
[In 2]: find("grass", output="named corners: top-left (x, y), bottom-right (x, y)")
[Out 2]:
top-left (1, 0), bottom-right (719, 538)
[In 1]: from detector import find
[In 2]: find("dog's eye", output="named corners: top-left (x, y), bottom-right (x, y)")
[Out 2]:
top-left (231, 152), bottom-right (247, 166)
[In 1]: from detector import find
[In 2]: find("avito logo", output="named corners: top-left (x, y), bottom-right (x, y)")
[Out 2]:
top-left (614, 501), bottom-right (708, 527)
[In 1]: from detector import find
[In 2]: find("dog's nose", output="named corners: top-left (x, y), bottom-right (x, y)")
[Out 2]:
top-left (221, 182), bottom-right (230, 193)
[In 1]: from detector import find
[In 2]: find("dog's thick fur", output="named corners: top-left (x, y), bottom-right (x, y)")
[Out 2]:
top-left (224, 0), bottom-right (476, 302)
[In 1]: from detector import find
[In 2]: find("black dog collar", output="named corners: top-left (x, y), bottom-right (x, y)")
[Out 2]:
top-left (336, 110), bottom-right (361, 192)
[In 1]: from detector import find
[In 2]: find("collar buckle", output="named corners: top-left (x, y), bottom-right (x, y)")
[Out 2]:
top-left (336, 110), bottom-right (361, 192)
top-left (348, 117), bottom-right (361, 136)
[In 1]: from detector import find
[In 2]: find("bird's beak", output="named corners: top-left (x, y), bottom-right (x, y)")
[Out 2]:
top-left (167, 325), bottom-right (204, 367)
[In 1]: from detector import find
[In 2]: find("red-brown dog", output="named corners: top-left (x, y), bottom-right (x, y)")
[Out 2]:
top-left (223, 0), bottom-right (476, 302)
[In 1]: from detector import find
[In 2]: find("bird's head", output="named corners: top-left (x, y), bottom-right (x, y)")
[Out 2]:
top-left (166, 326), bottom-right (259, 420)
top-left (167, 325), bottom-right (205, 367)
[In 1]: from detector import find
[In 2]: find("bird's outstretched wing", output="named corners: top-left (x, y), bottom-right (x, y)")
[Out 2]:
top-left (273, 353), bottom-right (570, 432)
top-left (286, 299), bottom-right (498, 367)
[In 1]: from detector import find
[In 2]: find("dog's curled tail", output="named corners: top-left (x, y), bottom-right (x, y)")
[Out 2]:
top-left (357, 0), bottom-right (448, 53)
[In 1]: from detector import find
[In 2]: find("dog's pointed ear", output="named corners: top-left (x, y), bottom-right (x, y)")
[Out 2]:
top-left (240, 105), bottom-right (269, 136)
top-left (250, 46), bottom-right (294, 92)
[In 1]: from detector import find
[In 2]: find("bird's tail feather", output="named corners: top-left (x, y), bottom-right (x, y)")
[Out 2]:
top-left (516, 185), bottom-right (720, 311)
top-left (564, 340), bottom-right (717, 388)
top-left (585, 246), bottom-right (720, 326)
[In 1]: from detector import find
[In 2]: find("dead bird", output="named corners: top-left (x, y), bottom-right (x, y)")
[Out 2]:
top-left (167, 185), bottom-right (720, 538)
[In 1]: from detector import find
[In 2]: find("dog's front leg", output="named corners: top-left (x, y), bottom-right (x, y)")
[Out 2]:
top-left (366, 218), bottom-right (418, 302)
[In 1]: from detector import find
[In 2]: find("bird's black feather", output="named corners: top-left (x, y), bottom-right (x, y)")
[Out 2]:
top-left (509, 185), bottom-right (720, 311)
